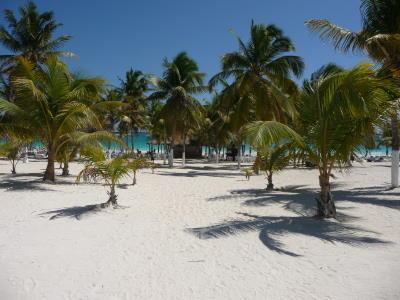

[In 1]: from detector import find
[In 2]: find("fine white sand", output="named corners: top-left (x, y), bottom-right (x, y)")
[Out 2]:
top-left (0, 159), bottom-right (399, 300)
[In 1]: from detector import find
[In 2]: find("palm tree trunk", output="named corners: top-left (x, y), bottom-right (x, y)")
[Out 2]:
top-left (216, 144), bottom-right (219, 164)
top-left (132, 171), bottom-right (137, 185)
top-left (106, 185), bottom-right (118, 207)
top-left (182, 133), bottom-right (186, 167)
top-left (169, 140), bottom-right (174, 167)
top-left (43, 145), bottom-right (56, 181)
top-left (391, 113), bottom-right (399, 188)
top-left (11, 159), bottom-right (16, 174)
top-left (317, 173), bottom-right (336, 218)
top-left (62, 160), bottom-right (69, 176)
top-left (237, 143), bottom-right (242, 169)
top-left (131, 129), bottom-right (135, 150)
top-left (266, 172), bottom-right (274, 190)
top-left (163, 141), bottom-right (167, 165)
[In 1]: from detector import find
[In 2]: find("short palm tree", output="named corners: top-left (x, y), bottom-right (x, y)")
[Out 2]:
top-left (0, 1), bottom-right (72, 69)
top-left (299, 63), bottom-right (392, 217)
top-left (254, 143), bottom-right (292, 190)
top-left (0, 134), bottom-right (26, 174)
top-left (306, 0), bottom-right (400, 187)
top-left (0, 57), bottom-right (105, 181)
top-left (149, 52), bottom-right (206, 167)
top-left (77, 155), bottom-right (145, 207)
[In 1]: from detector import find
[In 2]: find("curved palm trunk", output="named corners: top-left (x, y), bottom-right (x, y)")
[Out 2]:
top-left (317, 174), bottom-right (336, 218)
top-left (43, 145), bottom-right (56, 182)
top-left (62, 160), bottom-right (69, 176)
top-left (391, 113), bottom-right (399, 188)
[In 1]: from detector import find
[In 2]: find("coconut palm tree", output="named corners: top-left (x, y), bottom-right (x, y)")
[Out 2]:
top-left (306, 0), bottom-right (400, 187)
top-left (0, 1), bottom-right (72, 69)
top-left (299, 63), bottom-right (392, 217)
top-left (149, 52), bottom-right (206, 167)
top-left (0, 56), bottom-right (106, 181)
top-left (209, 21), bottom-right (304, 168)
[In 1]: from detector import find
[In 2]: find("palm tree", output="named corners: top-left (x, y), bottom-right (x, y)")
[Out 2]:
top-left (299, 63), bottom-right (392, 217)
top-left (56, 131), bottom-right (124, 176)
top-left (149, 52), bottom-right (206, 167)
top-left (254, 143), bottom-right (292, 190)
top-left (0, 57), bottom-right (106, 181)
top-left (306, 0), bottom-right (400, 187)
top-left (77, 155), bottom-right (146, 207)
top-left (118, 68), bottom-right (149, 150)
top-left (209, 21), bottom-right (304, 168)
top-left (0, 1), bottom-right (72, 69)
top-left (246, 63), bottom-right (393, 218)
top-left (200, 95), bottom-right (233, 164)
top-left (0, 134), bottom-right (26, 174)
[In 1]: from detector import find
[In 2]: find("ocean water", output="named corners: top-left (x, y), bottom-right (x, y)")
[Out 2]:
top-left (4, 132), bottom-right (391, 156)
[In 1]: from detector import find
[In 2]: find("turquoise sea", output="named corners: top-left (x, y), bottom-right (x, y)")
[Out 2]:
top-left (104, 133), bottom-right (390, 157)
top-left (4, 132), bottom-right (391, 156)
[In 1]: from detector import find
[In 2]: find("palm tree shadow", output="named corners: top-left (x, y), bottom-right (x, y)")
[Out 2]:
top-left (40, 204), bottom-right (128, 220)
top-left (187, 212), bottom-right (389, 257)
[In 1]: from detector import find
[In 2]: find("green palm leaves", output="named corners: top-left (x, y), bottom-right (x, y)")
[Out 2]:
top-left (210, 21), bottom-right (304, 124)
top-left (300, 63), bottom-right (392, 217)
top-left (149, 52), bottom-right (206, 166)
top-left (77, 155), bottom-right (148, 207)
top-left (0, 1), bottom-right (72, 70)
top-left (0, 56), bottom-right (106, 181)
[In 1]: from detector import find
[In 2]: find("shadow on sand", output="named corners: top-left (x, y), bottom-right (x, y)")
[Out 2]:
top-left (187, 212), bottom-right (389, 257)
top-left (40, 204), bottom-right (128, 220)
top-left (187, 184), bottom-right (397, 256)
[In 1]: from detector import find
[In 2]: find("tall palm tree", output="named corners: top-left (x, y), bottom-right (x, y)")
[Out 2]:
top-left (149, 52), bottom-right (206, 167)
top-left (0, 1), bottom-right (72, 69)
top-left (210, 21), bottom-right (304, 168)
top-left (0, 57), bottom-right (106, 181)
top-left (306, 0), bottom-right (400, 187)
top-left (118, 69), bottom-right (149, 150)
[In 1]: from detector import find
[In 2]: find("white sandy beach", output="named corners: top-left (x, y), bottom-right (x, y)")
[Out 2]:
top-left (0, 159), bottom-right (399, 300)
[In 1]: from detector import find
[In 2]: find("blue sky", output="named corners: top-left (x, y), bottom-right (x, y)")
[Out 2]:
top-left (1, 0), bottom-right (365, 97)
